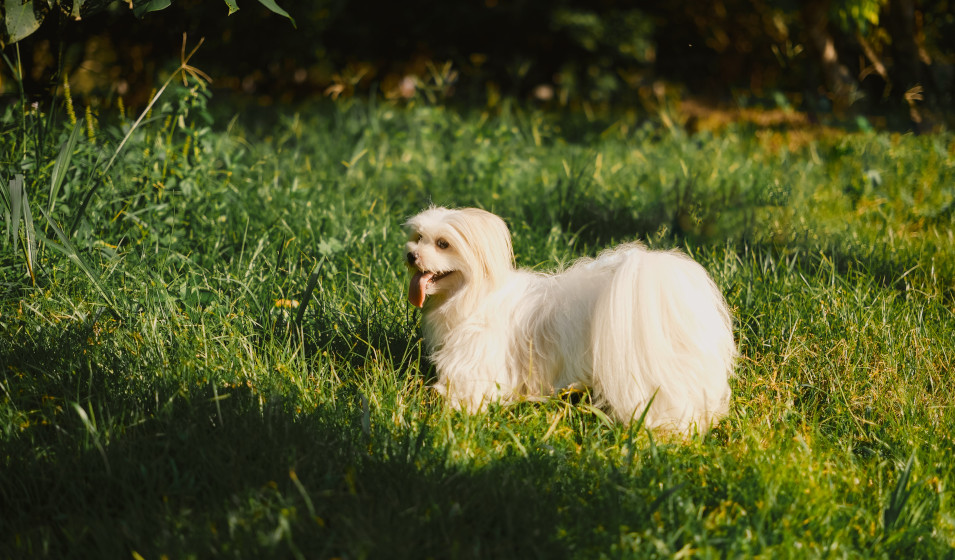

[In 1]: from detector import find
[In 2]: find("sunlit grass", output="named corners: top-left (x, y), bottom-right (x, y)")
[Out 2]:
top-left (1, 94), bottom-right (953, 557)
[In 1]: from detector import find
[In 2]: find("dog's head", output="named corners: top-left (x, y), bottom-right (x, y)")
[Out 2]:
top-left (404, 207), bottom-right (514, 308)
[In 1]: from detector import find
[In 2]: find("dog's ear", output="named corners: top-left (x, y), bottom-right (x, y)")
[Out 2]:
top-left (448, 208), bottom-right (514, 287)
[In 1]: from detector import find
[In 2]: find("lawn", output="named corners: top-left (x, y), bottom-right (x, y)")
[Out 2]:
top-left (1, 83), bottom-right (954, 558)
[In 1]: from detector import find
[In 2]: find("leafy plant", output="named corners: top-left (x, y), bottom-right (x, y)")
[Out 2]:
top-left (0, 0), bottom-right (293, 44)
top-left (0, 34), bottom-right (214, 317)
top-left (0, 174), bottom-right (38, 283)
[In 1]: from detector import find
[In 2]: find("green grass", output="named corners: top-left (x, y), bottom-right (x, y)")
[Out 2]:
top-left (1, 89), bottom-right (954, 558)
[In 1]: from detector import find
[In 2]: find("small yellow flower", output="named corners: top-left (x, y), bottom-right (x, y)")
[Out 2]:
top-left (84, 105), bottom-right (97, 143)
top-left (63, 77), bottom-right (77, 125)
top-left (274, 299), bottom-right (300, 309)
top-left (146, 88), bottom-right (157, 119)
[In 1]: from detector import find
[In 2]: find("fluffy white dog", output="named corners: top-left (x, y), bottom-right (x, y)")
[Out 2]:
top-left (404, 206), bottom-right (736, 433)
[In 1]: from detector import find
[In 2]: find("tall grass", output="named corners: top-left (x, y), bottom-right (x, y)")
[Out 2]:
top-left (1, 87), bottom-right (953, 557)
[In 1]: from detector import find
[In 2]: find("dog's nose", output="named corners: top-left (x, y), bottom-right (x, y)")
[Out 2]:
top-left (406, 251), bottom-right (417, 265)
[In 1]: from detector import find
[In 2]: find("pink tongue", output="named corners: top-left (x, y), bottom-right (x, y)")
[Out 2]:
top-left (409, 271), bottom-right (435, 308)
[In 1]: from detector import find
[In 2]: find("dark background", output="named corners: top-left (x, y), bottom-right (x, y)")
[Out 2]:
top-left (3, 0), bottom-right (954, 130)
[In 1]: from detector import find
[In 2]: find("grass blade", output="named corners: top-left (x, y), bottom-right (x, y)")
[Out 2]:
top-left (631, 390), bottom-right (656, 431)
top-left (72, 403), bottom-right (111, 475)
top-left (48, 124), bottom-right (83, 215)
top-left (294, 256), bottom-right (325, 325)
top-left (0, 187), bottom-right (8, 240)
top-left (883, 451), bottom-right (917, 534)
top-left (8, 174), bottom-right (23, 250)
top-left (20, 183), bottom-right (37, 284)
top-left (2, 174), bottom-right (36, 282)
top-left (39, 206), bottom-right (122, 319)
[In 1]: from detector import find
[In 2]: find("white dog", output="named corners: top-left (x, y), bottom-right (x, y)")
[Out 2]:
top-left (404, 206), bottom-right (736, 433)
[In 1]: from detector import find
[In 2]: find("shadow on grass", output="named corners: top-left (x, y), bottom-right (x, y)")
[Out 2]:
top-left (0, 319), bottom-right (619, 558)
top-left (0, 374), bottom-right (620, 558)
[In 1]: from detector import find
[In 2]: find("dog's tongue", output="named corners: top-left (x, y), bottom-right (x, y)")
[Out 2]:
top-left (409, 271), bottom-right (435, 308)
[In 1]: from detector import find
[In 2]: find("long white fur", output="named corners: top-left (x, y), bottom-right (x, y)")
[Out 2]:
top-left (404, 206), bottom-right (736, 434)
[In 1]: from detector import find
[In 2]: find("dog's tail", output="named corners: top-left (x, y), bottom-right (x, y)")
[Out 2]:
top-left (590, 245), bottom-right (735, 433)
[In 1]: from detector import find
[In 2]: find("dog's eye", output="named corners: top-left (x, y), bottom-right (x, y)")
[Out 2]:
top-left (436, 239), bottom-right (450, 250)
top-left (413, 233), bottom-right (422, 242)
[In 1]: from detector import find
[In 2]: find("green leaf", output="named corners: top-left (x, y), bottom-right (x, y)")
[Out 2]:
top-left (255, 0), bottom-right (294, 26)
top-left (3, 0), bottom-right (44, 43)
top-left (132, 0), bottom-right (171, 18)
top-left (223, 0), bottom-right (238, 15)
top-left (81, 0), bottom-right (115, 15)
top-left (133, 0), bottom-right (172, 18)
